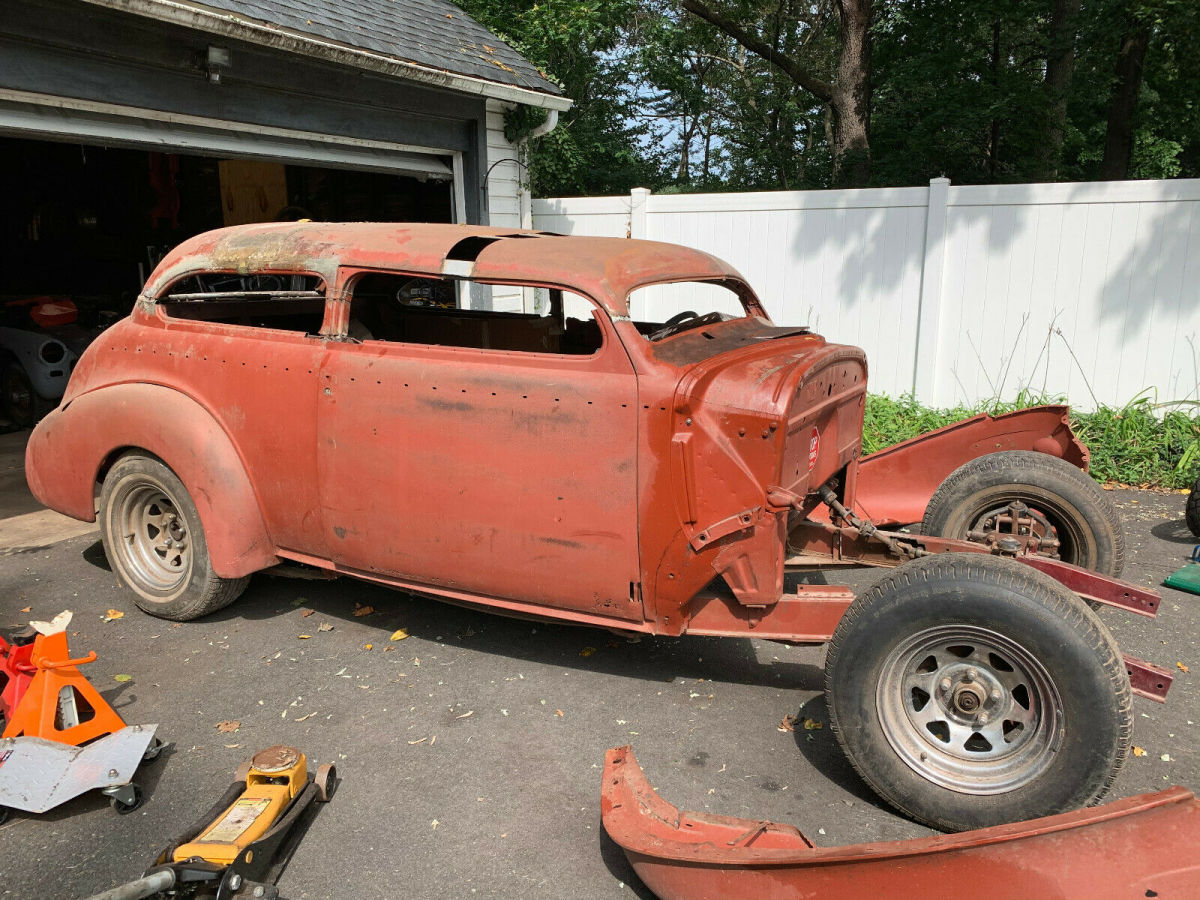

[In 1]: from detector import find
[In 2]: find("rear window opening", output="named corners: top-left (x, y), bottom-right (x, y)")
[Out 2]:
top-left (159, 273), bottom-right (326, 333)
top-left (348, 273), bottom-right (602, 355)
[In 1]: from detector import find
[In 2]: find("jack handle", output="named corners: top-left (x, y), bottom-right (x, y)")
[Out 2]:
top-left (39, 651), bottom-right (98, 670)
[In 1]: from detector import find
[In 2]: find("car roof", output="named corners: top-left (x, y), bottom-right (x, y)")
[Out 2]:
top-left (142, 222), bottom-right (751, 316)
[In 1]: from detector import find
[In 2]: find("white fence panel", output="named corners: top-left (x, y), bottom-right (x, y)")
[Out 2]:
top-left (532, 195), bottom-right (631, 239)
top-left (533, 179), bottom-right (1200, 411)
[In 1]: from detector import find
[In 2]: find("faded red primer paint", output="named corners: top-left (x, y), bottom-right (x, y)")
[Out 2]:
top-left (24, 223), bottom-right (1157, 646)
top-left (601, 746), bottom-right (1200, 900)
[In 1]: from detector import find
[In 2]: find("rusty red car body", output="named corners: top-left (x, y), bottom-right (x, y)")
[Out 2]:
top-left (601, 746), bottom-right (1200, 900)
top-left (24, 222), bottom-right (1175, 831)
top-left (24, 222), bottom-right (1156, 643)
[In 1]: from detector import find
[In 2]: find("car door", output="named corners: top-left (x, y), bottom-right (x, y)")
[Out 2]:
top-left (316, 273), bottom-right (644, 622)
top-left (152, 274), bottom-right (330, 557)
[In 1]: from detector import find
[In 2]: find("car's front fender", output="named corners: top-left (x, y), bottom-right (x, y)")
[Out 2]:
top-left (25, 382), bottom-right (276, 578)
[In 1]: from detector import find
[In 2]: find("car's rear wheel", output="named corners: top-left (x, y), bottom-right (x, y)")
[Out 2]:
top-left (100, 453), bottom-right (249, 621)
top-left (825, 554), bottom-right (1131, 832)
top-left (921, 450), bottom-right (1124, 577)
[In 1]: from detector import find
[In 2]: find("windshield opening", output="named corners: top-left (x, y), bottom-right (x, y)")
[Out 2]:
top-left (627, 281), bottom-right (753, 342)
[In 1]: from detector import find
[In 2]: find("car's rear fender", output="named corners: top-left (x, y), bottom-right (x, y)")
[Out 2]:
top-left (25, 382), bottom-right (276, 578)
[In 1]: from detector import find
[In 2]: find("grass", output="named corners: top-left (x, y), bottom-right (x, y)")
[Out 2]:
top-left (863, 393), bottom-right (1200, 490)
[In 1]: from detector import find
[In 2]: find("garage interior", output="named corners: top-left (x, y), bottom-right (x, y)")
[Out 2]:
top-left (1, 134), bottom-right (454, 315)
top-left (0, 133), bottom-right (455, 427)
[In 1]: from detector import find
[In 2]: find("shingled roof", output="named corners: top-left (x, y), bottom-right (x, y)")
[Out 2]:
top-left (82, 0), bottom-right (569, 108)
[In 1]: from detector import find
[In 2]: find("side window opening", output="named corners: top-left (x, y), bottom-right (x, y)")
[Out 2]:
top-left (348, 273), bottom-right (602, 356)
top-left (159, 273), bottom-right (326, 333)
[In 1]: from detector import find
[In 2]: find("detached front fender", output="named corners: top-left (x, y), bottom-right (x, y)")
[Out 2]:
top-left (601, 746), bottom-right (1200, 900)
top-left (25, 383), bottom-right (276, 578)
top-left (854, 405), bottom-right (1087, 526)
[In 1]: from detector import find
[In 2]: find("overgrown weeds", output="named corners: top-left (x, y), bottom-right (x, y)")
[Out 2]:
top-left (864, 393), bottom-right (1200, 490)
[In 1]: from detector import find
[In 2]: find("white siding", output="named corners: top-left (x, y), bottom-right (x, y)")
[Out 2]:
top-left (533, 180), bottom-right (1200, 411)
top-left (483, 99), bottom-right (524, 312)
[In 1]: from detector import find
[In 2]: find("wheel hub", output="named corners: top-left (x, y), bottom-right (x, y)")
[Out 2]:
top-left (967, 501), bottom-right (1062, 558)
top-left (877, 625), bottom-right (1064, 795)
top-left (111, 480), bottom-right (193, 595)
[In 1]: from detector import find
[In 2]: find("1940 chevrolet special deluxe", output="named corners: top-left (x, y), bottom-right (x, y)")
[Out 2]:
top-left (25, 223), bottom-right (1174, 833)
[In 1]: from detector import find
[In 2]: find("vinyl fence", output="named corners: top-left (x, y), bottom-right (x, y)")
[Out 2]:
top-left (532, 179), bottom-right (1200, 412)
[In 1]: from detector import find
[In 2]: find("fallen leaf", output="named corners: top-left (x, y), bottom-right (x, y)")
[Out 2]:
top-left (20, 606), bottom-right (30, 613)
top-left (555, 709), bottom-right (564, 717)
top-left (113, 674), bottom-right (132, 683)
top-left (390, 629), bottom-right (409, 641)
top-left (298, 634), bottom-right (312, 640)
top-left (295, 712), bottom-right (317, 722)
top-left (301, 609), bottom-right (315, 618)
top-left (802, 718), bottom-right (823, 731)
top-left (103, 609), bottom-right (124, 622)
top-left (1133, 746), bottom-right (1147, 757)
top-left (353, 604), bottom-right (374, 617)
top-left (431, 819), bottom-right (440, 829)
top-left (456, 710), bottom-right (474, 719)
top-left (216, 720), bottom-right (240, 733)
top-left (318, 623), bottom-right (334, 632)
top-left (579, 646), bottom-right (596, 657)
top-left (363, 643), bottom-right (374, 650)
top-left (224, 743), bottom-right (240, 748)
top-left (1178, 662), bottom-right (1190, 673)
top-left (778, 714), bottom-right (797, 733)
top-left (1161, 753), bottom-right (1172, 762)
top-left (408, 737), bottom-right (428, 745)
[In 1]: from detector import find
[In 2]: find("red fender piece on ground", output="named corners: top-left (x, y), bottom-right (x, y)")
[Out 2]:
top-left (600, 746), bottom-right (1200, 900)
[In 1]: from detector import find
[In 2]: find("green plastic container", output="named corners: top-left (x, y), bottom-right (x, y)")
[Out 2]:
top-left (1165, 551), bottom-right (1200, 596)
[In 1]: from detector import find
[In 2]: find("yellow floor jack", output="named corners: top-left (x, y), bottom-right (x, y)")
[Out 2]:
top-left (85, 746), bottom-right (336, 900)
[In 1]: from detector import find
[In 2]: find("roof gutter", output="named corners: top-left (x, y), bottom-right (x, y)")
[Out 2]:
top-left (528, 109), bottom-right (559, 139)
top-left (80, 0), bottom-right (574, 112)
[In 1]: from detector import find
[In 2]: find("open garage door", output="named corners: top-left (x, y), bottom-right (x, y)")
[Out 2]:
top-left (0, 91), bottom-right (459, 426)
top-left (0, 90), bottom-right (459, 184)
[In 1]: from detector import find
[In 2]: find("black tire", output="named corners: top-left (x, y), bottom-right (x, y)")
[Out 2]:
top-left (1187, 476), bottom-right (1200, 538)
top-left (922, 450), bottom-right (1125, 577)
top-left (1, 359), bottom-right (53, 427)
top-left (100, 453), bottom-right (250, 621)
top-left (825, 554), bottom-right (1131, 832)
top-left (110, 784), bottom-right (143, 815)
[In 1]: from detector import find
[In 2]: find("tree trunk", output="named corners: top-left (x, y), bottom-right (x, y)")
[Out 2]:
top-left (831, 0), bottom-right (872, 187)
top-left (1041, 0), bottom-right (1082, 180)
top-left (680, 0), bottom-right (873, 188)
top-left (1099, 23), bottom-right (1150, 180)
top-left (988, 20), bottom-right (1000, 179)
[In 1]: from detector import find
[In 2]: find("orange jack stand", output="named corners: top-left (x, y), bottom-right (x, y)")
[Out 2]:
top-left (1, 630), bottom-right (128, 746)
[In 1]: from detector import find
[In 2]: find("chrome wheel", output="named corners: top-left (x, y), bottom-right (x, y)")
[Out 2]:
top-left (112, 482), bottom-right (193, 595)
top-left (876, 625), bottom-right (1063, 795)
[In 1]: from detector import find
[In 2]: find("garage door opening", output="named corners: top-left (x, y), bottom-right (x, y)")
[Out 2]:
top-left (0, 135), bottom-right (453, 425)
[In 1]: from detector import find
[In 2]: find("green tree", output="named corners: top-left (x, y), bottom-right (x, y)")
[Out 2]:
top-left (456, 0), bottom-right (658, 195)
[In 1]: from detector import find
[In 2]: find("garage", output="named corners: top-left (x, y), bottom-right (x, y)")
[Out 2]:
top-left (0, 0), bottom-right (570, 425)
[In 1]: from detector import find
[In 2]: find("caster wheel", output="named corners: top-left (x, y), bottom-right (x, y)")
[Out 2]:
top-left (315, 763), bottom-right (337, 802)
top-left (142, 737), bottom-right (165, 762)
top-left (110, 784), bottom-right (143, 814)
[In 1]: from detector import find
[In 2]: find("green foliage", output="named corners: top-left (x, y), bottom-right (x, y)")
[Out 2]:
top-left (455, 0), bottom-right (659, 195)
top-left (864, 393), bottom-right (1200, 489)
top-left (454, 0), bottom-right (1200, 193)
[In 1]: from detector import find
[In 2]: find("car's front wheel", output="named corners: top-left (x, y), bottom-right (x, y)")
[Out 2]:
top-left (825, 554), bottom-right (1131, 832)
top-left (100, 453), bottom-right (249, 620)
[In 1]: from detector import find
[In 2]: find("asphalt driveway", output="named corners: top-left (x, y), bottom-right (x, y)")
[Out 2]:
top-left (0, 488), bottom-right (1196, 899)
